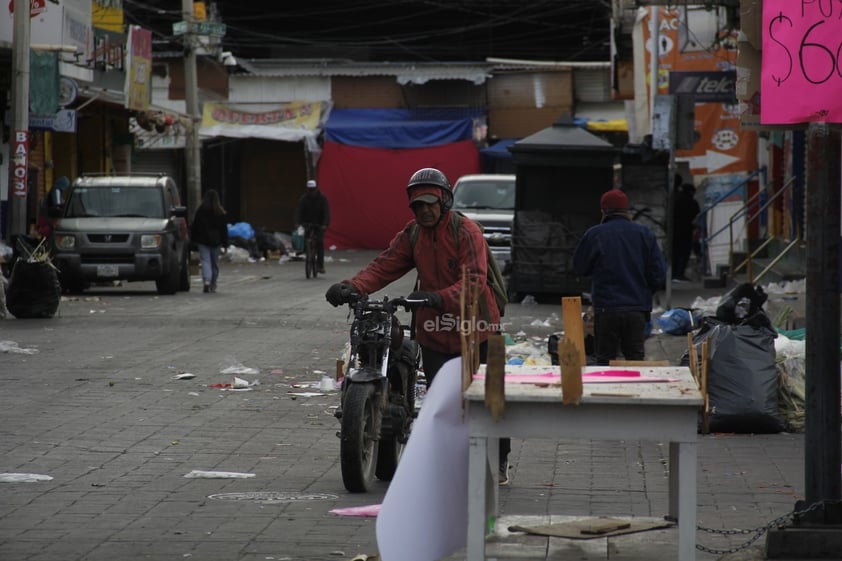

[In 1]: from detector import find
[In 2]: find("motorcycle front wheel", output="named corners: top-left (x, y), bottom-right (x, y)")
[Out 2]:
top-left (340, 383), bottom-right (379, 492)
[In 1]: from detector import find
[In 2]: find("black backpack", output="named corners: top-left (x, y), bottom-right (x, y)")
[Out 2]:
top-left (407, 211), bottom-right (508, 316)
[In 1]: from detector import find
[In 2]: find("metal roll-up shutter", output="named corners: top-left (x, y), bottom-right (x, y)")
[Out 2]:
top-left (131, 149), bottom-right (179, 177)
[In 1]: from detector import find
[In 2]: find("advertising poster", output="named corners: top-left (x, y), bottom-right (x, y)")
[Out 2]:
top-left (761, 0), bottom-right (842, 124)
top-left (641, 7), bottom-right (757, 175)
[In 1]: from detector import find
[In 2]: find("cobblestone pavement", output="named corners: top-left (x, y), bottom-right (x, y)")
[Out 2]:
top-left (0, 250), bottom-right (808, 561)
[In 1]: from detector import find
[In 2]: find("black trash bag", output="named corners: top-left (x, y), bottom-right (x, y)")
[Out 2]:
top-left (254, 227), bottom-right (288, 259)
top-left (682, 317), bottom-right (783, 433)
top-left (6, 260), bottom-right (61, 319)
top-left (716, 282), bottom-right (768, 324)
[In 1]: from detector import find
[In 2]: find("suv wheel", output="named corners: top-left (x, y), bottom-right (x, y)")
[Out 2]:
top-left (178, 250), bottom-right (190, 292)
top-left (155, 259), bottom-right (180, 295)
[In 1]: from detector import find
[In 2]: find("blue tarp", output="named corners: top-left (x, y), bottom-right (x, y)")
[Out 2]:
top-left (324, 108), bottom-right (482, 149)
top-left (479, 138), bottom-right (517, 159)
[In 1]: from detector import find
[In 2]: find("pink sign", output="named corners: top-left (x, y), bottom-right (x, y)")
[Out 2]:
top-left (761, 0), bottom-right (842, 124)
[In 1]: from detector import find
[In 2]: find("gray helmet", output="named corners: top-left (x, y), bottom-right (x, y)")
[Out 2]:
top-left (406, 167), bottom-right (453, 209)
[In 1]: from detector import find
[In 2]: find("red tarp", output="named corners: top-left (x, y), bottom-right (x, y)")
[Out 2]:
top-left (320, 139), bottom-right (480, 250)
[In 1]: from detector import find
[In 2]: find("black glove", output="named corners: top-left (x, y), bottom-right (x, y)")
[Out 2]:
top-left (407, 291), bottom-right (443, 310)
top-left (326, 283), bottom-right (354, 307)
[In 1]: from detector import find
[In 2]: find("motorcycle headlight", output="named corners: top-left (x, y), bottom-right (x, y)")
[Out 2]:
top-left (54, 234), bottom-right (76, 250)
top-left (141, 234), bottom-right (162, 249)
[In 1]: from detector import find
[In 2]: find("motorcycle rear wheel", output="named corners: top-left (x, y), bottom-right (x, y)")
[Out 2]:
top-left (376, 365), bottom-right (416, 481)
top-left (340, 383), bottom-right (379, 492)
top-left (375, 436), bottom-right (401, 481)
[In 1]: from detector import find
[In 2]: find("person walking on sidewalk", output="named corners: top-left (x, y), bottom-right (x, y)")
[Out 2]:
top-left (671, 181), bottom-right (701, 281)
top-left (295, 179), bottom-right (330, 274)
top-left (573, 189), bottom-right (666, 365)
top-left (191, 189), bottom-right (229, 293)
top-left (324, 167), bottom-right (513, 485)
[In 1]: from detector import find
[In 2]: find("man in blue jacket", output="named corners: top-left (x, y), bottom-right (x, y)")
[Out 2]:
top-left (573, 189), bottom-right (666, 365)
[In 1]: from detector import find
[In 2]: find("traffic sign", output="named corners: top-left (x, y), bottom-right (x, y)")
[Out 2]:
top-left (172, 20), bottom-right (226, 36)
top-left (196, 21), bottom-right (226, 36)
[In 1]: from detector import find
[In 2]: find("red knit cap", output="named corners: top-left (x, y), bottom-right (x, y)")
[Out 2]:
top-left (600, 189), bottom-right (629, 211)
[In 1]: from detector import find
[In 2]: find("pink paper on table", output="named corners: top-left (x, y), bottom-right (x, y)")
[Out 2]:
top-left (473, 370), bottom-right (676, 384)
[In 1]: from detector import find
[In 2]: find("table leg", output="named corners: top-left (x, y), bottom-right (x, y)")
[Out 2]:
top-left (669, 442), bottom-right (679, 520)
top-left (488, 437), bottom-right (499, 513)
top-left (677, 441), bottom-right (697, 561)
top-left (467, 436), bottom-right (490, 561)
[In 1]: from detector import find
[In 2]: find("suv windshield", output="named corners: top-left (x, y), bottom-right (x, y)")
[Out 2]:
top-left (452, 180), bottom-right (515, 210)
top-left (64, 186), bottom-right (165, 219)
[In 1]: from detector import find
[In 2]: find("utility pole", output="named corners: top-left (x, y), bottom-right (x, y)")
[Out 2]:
top-left (181, 0), bottom-right (202, 219)
top-left (5, 0), bottom-right (31, 239)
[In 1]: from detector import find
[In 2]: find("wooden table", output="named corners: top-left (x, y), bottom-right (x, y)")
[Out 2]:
top-left (463, 365), bottom-right (703, 561)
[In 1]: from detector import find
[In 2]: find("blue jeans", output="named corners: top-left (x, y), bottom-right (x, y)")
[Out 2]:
top-left (197, 244), bottom-right (220, 289)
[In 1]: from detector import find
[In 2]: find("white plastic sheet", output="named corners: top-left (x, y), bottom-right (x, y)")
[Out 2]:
top-left (376, 358), bottom-right (468, 561)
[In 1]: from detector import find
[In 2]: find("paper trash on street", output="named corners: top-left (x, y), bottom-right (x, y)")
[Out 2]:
top-left (330, 504), bottom-right (381, 517)
top-left (0, 473), bottom-right (54, 483)
top-left (183, 470), bottom-right (255, 479)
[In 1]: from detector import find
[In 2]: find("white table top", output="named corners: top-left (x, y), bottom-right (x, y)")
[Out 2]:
top-left (464, 364), bottom-right (703, 407)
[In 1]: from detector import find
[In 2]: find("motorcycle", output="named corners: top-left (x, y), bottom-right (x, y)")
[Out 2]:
top-left (334, 293), bottom-right (424, 492)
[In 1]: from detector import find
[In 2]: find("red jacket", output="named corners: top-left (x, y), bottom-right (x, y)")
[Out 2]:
top-left (348, 211), bottom-right (501, 355)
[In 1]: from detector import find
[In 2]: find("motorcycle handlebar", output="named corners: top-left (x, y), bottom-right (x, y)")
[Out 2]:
top-left (346, 293), bottom-right (429, 311)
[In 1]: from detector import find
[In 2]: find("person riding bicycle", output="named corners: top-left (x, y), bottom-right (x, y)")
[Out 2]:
top-left (295, 179), bottom-right (330, 274)
top-left (325, 167), bottom-right (512, 485)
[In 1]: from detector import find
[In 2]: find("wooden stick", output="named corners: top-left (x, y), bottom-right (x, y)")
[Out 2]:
top-left (558, 337), bottom-right (582, 405)
top-left (459, 265), bottom-right (471, 392)
top-left (484, 334), bottom-right (506, 421)
top-left (561, 297), bottom-right (586, 366)
top-left (686, 333), bottom-right (700, 387)
top-left (608, 360), bottom-right (670, 367)
top-left (469, 276), bottom-right (480, 379)
top-left (700, 339), bottom-right (710, 434)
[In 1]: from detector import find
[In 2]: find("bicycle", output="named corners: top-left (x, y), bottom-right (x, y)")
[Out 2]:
top-left (303, 224), bottom-right (320, 279)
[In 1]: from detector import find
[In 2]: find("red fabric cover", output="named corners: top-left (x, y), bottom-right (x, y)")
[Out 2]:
top-left (319, 139), bottom-right (480, 249)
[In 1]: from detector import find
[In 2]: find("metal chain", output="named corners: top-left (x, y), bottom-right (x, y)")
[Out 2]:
top-left (695, 499), bottom-right (836, 555)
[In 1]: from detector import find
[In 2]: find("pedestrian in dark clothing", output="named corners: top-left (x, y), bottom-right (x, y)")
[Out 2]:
top-left (191, 189), bottom-right (229, 293)
top-left (671, 182), bottom-right (701, 281)
top-left (35, 176), bottom-right (70, 239)
top-left (295, 179), bottom-right (330, 273)
top-left (324, 167), bottom-right (511, 485)
top-left (573, 189), bottom-right (667, 365)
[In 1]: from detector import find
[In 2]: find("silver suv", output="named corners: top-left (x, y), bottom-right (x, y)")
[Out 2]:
top-left (51, 174), bottom-right (191, 294)
top-left (451, 174), bottom-right (515, 273)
